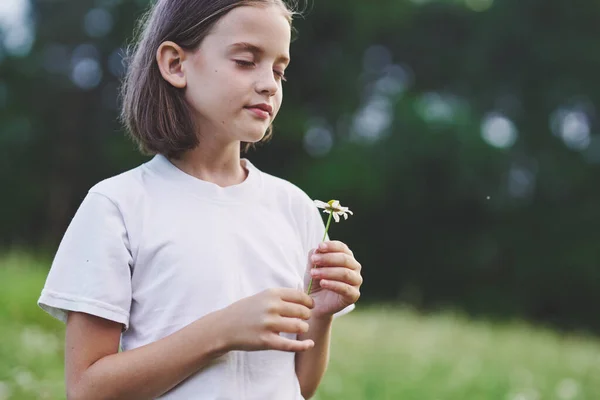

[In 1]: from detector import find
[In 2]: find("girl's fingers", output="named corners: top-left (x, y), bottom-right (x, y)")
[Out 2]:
top-left (319, 240), bottom-right (352, 255)
top-left (273, 317), bottom-right (310, 335)
top-left (310, 267), bottom-right (363, 286)
top-left (311, 252), bottom-right (361, 271)
top-left (277, 302), bottom-right (312, 320)
top-left (267, 333), bottom-right (314, 352)
top-left (319, 280), bottom-right (361, 303)
top-left (277, 288), bottom-right (314, 309)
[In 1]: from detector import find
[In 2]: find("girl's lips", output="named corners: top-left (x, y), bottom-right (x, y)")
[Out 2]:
top-left (245, 107), bottom-right (270, 120)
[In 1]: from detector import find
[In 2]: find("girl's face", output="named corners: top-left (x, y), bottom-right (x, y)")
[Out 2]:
top-left (182, 5), bottom-right (291, 145)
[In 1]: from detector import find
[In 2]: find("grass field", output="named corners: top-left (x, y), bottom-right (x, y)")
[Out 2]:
top-left (2, 253), bottom-right (600, 399)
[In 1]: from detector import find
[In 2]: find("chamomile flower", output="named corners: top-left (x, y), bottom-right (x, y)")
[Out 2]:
top-left (307, 199), bottom-right (353, 295)
top-left (314, 199), bottom-right (353, 223)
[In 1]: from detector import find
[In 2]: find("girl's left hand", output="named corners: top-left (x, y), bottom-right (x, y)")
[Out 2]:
top-left (305, 240), bottom-right (363, 318)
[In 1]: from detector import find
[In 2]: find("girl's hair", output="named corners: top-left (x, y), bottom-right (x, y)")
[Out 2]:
top-left (120, 0), bottom-right (299, 159)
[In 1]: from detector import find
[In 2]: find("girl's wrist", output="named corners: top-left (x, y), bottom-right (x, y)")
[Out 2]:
top-left (195, 308), bottom-right (235, 356)
top-left (310, 312), bottom-right (334, 323)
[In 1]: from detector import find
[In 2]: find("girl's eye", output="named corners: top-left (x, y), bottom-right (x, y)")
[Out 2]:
top-left (274, 70), bottom-right (287, 82)
top-left (235, 60), bottom-right (287, 82)
top-left (235, 60), bottom-right (255, 67)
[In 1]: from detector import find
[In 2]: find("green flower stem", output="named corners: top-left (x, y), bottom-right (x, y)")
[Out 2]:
top-left (307, 212), bottom-right (333, 295)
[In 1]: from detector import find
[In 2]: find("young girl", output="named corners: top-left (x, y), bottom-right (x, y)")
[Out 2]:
top-left (38, 0), bottom-right (363, 399)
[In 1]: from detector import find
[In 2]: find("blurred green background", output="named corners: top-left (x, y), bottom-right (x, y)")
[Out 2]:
top-left (2, 0), bottom-right (600, 398)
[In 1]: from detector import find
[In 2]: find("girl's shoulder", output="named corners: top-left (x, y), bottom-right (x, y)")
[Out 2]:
top-left (89, 163), bottom-right (147, 200)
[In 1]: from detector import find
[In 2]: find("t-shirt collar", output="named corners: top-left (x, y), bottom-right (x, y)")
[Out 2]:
top-left (145, 154), bottom-right (263, 204)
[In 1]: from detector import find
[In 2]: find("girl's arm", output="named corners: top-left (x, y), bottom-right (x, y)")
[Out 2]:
top-left (294, 314), bottom-right (334, 399)
top-left (66, 310), bottom-right (229, 400)
top-left (65, 288), bottom-right (315, 400)
top-left (295, 240), bottom-right (363, 399)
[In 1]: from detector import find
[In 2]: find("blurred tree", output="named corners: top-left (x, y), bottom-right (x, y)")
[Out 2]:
top-left (1, 0), bottom-right (600, 332)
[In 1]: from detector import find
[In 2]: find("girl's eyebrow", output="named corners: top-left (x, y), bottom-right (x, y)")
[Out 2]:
top-left (227, 42), bottom-right (290, 66)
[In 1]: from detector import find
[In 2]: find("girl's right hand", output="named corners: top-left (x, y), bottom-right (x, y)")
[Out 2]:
top-left (221, 288), bottom-right (315, 352)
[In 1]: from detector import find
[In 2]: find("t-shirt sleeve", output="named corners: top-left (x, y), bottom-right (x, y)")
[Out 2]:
top-left (38, 191), bottom-right (133, 330)
top-left (304, 197), bottom-right (356, 318)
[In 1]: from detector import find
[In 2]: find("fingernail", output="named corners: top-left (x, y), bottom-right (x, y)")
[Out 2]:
top-left (310, 269), bottom-right (319, 276)
top-left (319, 242), bottom-right (327, 250)
top-left (311, 255), bottom-right (321, 262)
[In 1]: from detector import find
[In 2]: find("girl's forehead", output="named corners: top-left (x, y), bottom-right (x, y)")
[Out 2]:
top-left (208, 5), bottom-right (291, 52)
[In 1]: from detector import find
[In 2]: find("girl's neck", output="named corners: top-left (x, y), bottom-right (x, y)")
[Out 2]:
top-left (168, 140), bottom-right (248, 188)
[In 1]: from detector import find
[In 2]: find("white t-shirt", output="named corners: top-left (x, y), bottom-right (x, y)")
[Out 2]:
top-left (38, 154), bottom-right (354, 400)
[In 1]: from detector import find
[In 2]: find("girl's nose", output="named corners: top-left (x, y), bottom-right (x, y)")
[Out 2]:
top-left (255, 69), bottom-right (279, 96)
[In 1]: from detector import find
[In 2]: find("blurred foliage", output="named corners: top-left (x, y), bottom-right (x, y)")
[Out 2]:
top-left (2, 256), bottom-right (600, 399)
top-left (1, 0), bottom-right (600, 332)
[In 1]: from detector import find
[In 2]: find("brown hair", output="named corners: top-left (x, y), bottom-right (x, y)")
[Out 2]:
top-left (120, 0), bottom-right (298, 159)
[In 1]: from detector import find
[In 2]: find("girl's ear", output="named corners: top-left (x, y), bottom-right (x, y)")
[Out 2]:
top-left (156, 41), bottom-right (187, 89)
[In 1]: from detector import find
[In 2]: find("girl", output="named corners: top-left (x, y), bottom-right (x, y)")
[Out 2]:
top-left (38, 0), bottom-right (363, 399)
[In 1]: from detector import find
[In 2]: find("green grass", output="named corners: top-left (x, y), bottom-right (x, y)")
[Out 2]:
top-left (323, 308), bottom-right (600, 399)
top-left (0, 253), bottom-right (65, 399)
top-left (2, 254), bottom-right (600, 400)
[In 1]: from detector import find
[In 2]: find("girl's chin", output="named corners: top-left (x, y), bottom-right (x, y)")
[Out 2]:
top-left (242, 134), bottom-right (267, 144)
top-left (240, 128), bottom-right (268, 143)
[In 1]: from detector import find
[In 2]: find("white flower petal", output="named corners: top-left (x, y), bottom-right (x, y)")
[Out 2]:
top-left (315, 199), bottom-right (353, 221)
top-left (314, 200), bottom-right (329, 209)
